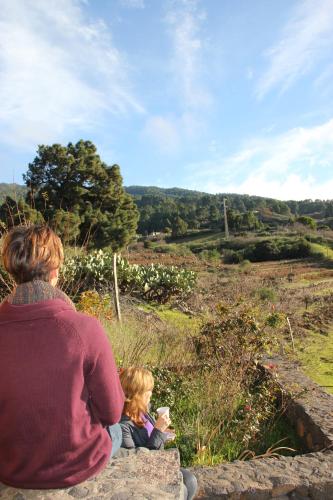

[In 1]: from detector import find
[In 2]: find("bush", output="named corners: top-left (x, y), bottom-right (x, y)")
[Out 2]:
top-left (144, 240), bottom-right (153, 249)
top-left (76, 290), bottom-right (113, 320)
top-left (257, 287), bottom-right (277, 303)
top-left (199, 249), bottom-right (221, 261)
top-left (154, 244), bottom-right (193, 257)
top-left (238, 259), bottom-right (251, 273)
top-left (243, 238), bottom-right (311, 262)
top-left (150, 304), bottom-right (282, 466)
top-left (194, 303), bottom-right (276, 369)
top-left (223, 249), bottom-right (243, 264)
top-left (296, 216), bottom-right (317, 230)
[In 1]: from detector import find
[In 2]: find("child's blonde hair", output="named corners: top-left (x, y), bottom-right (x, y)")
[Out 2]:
top-left (119, 367), bottom-right (154, 427)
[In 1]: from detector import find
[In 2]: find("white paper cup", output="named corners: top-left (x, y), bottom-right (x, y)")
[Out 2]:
top-left (156, 406), bottom-right (170, 417)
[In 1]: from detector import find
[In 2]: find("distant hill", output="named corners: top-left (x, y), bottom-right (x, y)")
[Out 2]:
top-left (125, 185), bottom-right (207, 198)
top-left (0, 182), bottom-right (332, 220)
top-left (0, 183), bottom-right (27, 204)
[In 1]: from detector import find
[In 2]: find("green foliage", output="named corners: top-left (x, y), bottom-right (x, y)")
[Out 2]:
top-left (24, 141), bottom-right (139, 250)
top-left (61, 250), bottom-right (197, 303)
top-left (171, 216), bottom-right (188, 238)
top-left (265, 311), bottom-right (285, 327)
top-left (51, 210), bottom-right (81, 244)
top-left (0, 262), bottom-right (14, 300)
top-left (257, 287), bottom-right (277, 303)
top-left (143, 240), bottom-right (153, 249)
top-left (238, 259), bottom-right (251, 273)
top-left (153, 244), bottom-right (193, 257)
top-left (296, 215), bottom-right (317, 230)
top-left (194, 303), bottom-right (277, 369)
top-left (0, 184), bottom-right (27, 204)
top-left (0, 197), bottom-right (44, 233)
top-left (76, 290), bottom-right (113, 321)
top-left (199, 249), bottom-right (220, 261)
top-left (243, 238), bottom-right (311, 262)
top-left (223, 249), bottom-right (243, 264)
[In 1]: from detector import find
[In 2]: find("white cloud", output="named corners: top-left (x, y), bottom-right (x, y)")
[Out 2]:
top-left (202, 174), bottom-right (333, 201)
top-left (165, 0), bottom-right (211, 110)
top-left (185, 118), bottom-right (333, 200)
top-left (0, 0), bottom-right (144, 148)
top-left (144, 1), bottom-right (211, 153)
top-left (257, 0), bottom-right (333, 98)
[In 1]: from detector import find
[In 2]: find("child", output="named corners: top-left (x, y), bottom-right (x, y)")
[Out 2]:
top-left (119, 367), bottom-right (197, 500)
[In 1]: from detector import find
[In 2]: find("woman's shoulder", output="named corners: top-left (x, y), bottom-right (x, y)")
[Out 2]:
top-left (119, 414), bottom-right (135, 427)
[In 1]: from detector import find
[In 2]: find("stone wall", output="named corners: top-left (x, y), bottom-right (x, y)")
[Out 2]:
top-left (191, 357), bottom-right (333, 499)
top-left (0, 449), bottom-right (183, 500)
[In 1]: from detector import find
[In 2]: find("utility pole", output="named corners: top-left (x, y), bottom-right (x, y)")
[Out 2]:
top-left (223, 198), bottom-right (229, 239)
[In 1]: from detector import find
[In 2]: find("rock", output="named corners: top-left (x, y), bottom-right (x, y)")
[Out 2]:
top-left (271, 475), bottom-right (296, 497)
top-left (0, 449), bottom-right (183, 500)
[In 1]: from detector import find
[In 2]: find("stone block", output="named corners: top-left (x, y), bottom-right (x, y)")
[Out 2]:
top-left (308, 481), bottom-right (333, 500)
top-left (270, 475), bottom-right (296, 497)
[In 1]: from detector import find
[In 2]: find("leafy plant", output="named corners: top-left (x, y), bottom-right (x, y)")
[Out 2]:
top-left (60, 250), bottom-right (197, 303)
top-left (77, 290), bottom-right (113, 320)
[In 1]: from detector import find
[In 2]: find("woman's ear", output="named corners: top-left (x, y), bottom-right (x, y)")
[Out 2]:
top-left (49, 268), bottom-right (59, 287)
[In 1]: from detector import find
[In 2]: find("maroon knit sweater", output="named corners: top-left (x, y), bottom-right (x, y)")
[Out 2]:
top-left (0, 299), bottom-right (124, 489)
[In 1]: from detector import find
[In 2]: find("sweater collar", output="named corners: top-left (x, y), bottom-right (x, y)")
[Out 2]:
top-left (6, 280), bottom-right (74, 308)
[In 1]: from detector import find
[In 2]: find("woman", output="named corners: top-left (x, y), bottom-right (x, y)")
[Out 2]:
top-left (0, 224), bottom-right (124, 489)
top-left (119, 367), bottom-right (198, 500)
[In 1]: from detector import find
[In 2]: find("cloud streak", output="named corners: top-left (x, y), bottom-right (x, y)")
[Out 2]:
top-left (165, 0), bottom-right (211, 109)
top-left (144, 0), bottom-right (210, 153)
top-left (186, 118), bottom-right (333, 200)
top-left (0, 0), bottom-right (144, 148)
top-left (257, 0), bottom-right (333, 98)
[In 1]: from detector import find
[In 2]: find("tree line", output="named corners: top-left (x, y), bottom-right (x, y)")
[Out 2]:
top-left (0, 140), bottom-right (332, 249)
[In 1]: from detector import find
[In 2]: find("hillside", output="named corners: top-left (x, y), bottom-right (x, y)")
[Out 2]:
top-left (1, 183), bottom-right (333, 234)
top-left (0, 183), bottom-right (27, 204)
top-left (125, 185), bottom-right (207, 198)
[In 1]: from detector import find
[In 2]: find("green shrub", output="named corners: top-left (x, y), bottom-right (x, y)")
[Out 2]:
top-left (257, 287), bottom-right (277, 303)
top-left (223, 249), bottom-right (243, 264)
top-left (199, 249), bottom-right (221, 261)
top-left (194, 303), bottom-right (276, 369)
top-left (243, 238), bottom-right (311, 262)
top-left (144, 240), bottom-right (153, 249)
top-left (265, 312), bottom-right (285, 327)
top-left (154, 244), bottom-right (192, 257)
top-left (296, 216), bottom-right (317, 230)
top-left (148, 304), bottom-right (282, 466)
top-left (238, 259), bottom-right (251, 273)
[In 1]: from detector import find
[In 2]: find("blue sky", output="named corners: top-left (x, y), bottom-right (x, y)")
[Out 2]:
top-left (1, 0), bottom-right (333, 200)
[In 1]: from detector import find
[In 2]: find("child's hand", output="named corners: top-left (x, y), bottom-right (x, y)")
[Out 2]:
top-left (155, 412), bottom-right (171, 432)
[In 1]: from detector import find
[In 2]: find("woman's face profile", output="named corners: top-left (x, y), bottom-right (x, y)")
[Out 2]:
top-left (143, 389), bottom-right (152, 406)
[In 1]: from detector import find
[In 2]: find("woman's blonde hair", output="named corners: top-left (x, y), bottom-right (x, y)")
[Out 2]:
top-left (1, 224), bottom-right (64, 284)
top-left (119, 367), bottom-right (154, 427)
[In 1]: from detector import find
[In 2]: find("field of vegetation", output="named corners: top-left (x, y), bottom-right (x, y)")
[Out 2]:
top-left (1, 222), bottom-right (332, 466)
top-left (0, 148), bottom-right (332, 468)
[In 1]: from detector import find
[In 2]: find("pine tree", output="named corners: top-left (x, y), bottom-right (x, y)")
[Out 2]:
top-left (24, 141), bottom-right (139, 249)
